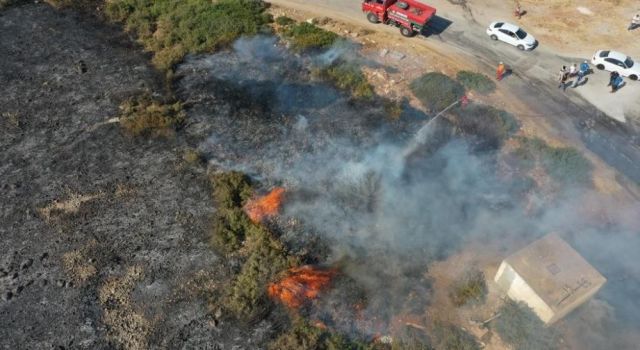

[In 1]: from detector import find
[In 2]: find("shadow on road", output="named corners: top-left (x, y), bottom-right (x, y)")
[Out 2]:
top-left (421, 15), bottom-right (452, 37)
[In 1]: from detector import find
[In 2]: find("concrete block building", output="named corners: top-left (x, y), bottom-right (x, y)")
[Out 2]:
top-left (494, 233), bottom-right (606, 325)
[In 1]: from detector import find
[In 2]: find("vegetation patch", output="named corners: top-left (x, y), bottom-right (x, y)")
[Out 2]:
top-left (451, 103), bottom-right (519, 149)
top-left (494, 300), bottom-right (559, 350)
top-left (268, 319), bottom-right (370, 350)
top-left (105, 0), bottom-right (271, 70)
top-left (316, 61), bottom-right (374, 100)
top-left (275, 15), bottom-right (296, 27)
top-left (433, 323), bottom-right (481, 350)
top-left (410, 72), bottom-right (465, 113)
top-left (283, 22), bottom-right (339, 51)
top-left (449, 269), bottom-right (487, 307)
top-left (513, 137), bottom-right (592, 186)
top-left (118, 94), bottom-right (185, 137)
top-left (209, 172), bottom-right (254, 253)
top-left (456, 71), bottom-right (496, 95)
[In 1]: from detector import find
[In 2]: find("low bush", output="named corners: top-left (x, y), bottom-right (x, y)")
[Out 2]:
top-left (225, 225), bottom-right (297, 320)
top-left (275, 15), bottom-right (295, 27)
top-left (410, 72), bottom-right (465, 113)
top-left (451, 103), bottom-right (519, 149)
top-left (118, 94), bottom-right (185, 137)
top-left (316, 61), bottom-right (374, 100)
top-left (283, 22), bottom-right (339, 51)
top-left (105, 0), bottom-right (271, 70)
top-left (209, 172), bottom-right (254, 253)
top-left (456, 71), bottom-right (496, 95)
top-left (433, 323), bottom-right (481, 350)
top-left (494, 300), bottom-right (559, 350)
top-left (268, 319), bottom-right (370, 350)
top-left (514, 137), bottom-right (592, 186)
top-left (449, 269), bottom-right (487, 307)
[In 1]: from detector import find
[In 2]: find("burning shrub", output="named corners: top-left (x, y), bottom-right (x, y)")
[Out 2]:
top-left (513, 137), bottom-right (592, 186)
top-left (118, 94), bottom-right (185, 138)
top-left (268, 265), bottom-right (337, 308)
top-left (449, 269), bottom-right (487, 307)
top-left (283, 22), bottom-right (339, 52)
top-left (225, 226), bottom-right (298, 320)
top-left (456, 71), bottom-right (496, 95)
top-left (410, 72), bottom-right (465, 113)
top-left (450, 103), bottom-right (519, 150)
top-left (494, 300), bottom-right (559, 350)
top-left (432, 322), bottom-right (481, 350)
top-left (315, 62), bottom-right (374, 100)
top-left (244, 187), bottom-right (286, 224)
top-left (268, 319), bottom-right (370, 350)
top-left (105, 0), bottom-right (272, 70)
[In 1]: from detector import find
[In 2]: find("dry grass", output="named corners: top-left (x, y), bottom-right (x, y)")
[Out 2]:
top-left (118, 94), bottom-right (185, 138)
top-left (62, 241), bottom-right (98, 284)
top-left (38, 192), bottom-right (103, 223)
top-left (99, 266), bottom-right (150, 350)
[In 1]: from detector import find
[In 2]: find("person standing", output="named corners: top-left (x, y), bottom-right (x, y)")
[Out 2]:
top-left (514, 3), bottom-right (523, 19)
top-left (496, 62), bottom-right (506, 80)
top-left (611, 74), bottom-right (624, 93)
top-left (629, 13), bottom-right (640, 31)
top-left (569, 63), bottom-right (577, 77)
top-left (608, 71), bottom-right (620, 92)
top-left (558, 66), bottom-right (568, 90)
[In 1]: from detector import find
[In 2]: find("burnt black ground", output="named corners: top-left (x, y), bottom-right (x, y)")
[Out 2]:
top-left (0, 3), bottom-right (277, 349)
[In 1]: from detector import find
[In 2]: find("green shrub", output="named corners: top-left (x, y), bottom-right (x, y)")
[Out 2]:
top-left (451, 103), bottom-right (519, 148)
top-left (410, 72), bottom-right (465, 113)
top-left (514, 137), bottom-right (592, 186)
top-left (432, 323), bottom-right (480, 350)
top-left (449, 269), bottom-right (487, 307)
top-left (105, 0), bottom-right (271, 70)
top-left (209, 172), bottom-right (254, 253)
top-left (316, 62), bottom-right (374, 100)
top-left (456, 71), bottom-right (496, 95)
top-left (494, 300), bottom-right (559, 350)
top-left (118, 94), bottom-right (185, 137)
top-left (268, 319), bottom-right (370, 350)
top-left (226, 226), bottom-right (297, 320)
top-left (275, 15), bottom-right (295, 26)
top-left (284, 22), bottom-right (339, 51)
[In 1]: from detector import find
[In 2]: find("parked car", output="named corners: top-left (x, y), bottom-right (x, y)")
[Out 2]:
top-left (486, 21), bottom-right (537, 51)
top-left (591, 50), bottom-right (639, 80)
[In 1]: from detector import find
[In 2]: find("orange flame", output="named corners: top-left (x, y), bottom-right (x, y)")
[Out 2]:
top-left (268, 265), bottom-right (337, 308)
top-left (244, 187), bottom-right (285, 223)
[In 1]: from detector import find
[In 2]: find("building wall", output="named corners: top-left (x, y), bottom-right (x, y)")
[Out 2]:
top-left (494, 261), bottom-right (555, 324)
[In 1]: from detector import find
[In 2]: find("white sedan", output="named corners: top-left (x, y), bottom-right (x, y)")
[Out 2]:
top-left (486, 21), bottom-right (537, 51)
top-left (591, 50), bottom-right (639, 81)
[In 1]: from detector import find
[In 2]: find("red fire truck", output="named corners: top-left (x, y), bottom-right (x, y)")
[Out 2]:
top-left (362, 0), bottom-right (436, 37)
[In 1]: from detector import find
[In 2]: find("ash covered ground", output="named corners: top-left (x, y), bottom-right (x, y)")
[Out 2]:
top-left (2, 3), bottom-right (640, 350)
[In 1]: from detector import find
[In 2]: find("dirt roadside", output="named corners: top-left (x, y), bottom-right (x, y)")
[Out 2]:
top-left (268, 0), bottom-right (640, 202)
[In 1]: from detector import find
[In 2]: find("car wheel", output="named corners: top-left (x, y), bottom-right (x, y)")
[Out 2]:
top-left (367, 13), bottom-right (379, 24)
top-left (596, 64), bottom-right (605, 70)
top-left (517, 45), bottom-right (525, 51)
top-left (490, 34), bottom-right (498, 40)
top-left (400, 27), bottom-right (415, 37)
top-left (630, 75), bottom-right (638, 81)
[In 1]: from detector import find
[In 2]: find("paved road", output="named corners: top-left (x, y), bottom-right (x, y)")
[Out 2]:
top-left (271, 0), bottom-right (640, 188)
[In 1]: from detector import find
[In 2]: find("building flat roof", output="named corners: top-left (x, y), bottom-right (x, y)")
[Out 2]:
top-left (504, 234), bottom-right (606, 312)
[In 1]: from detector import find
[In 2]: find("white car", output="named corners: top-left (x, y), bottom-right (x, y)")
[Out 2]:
top-left (591, 50), bottom-right (639, 81)
top-left (486, 21), bottom-right (537, 51)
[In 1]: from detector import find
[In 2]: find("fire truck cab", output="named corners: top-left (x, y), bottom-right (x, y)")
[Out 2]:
top-left (362, 0), bottom-right (436, 37)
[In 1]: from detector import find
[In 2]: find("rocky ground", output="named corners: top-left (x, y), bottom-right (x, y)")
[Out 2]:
top-left (0, 3), bottom-right (278, 349)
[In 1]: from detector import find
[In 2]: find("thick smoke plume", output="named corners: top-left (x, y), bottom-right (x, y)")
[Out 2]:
top-left (176, 36), bottom-right (640, 346)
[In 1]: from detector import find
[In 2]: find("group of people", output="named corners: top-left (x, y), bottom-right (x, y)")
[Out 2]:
top-left (557, 61), bottom-right (590, 91)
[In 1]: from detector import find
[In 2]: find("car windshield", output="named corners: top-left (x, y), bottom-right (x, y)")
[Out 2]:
top-left (600, 50), bottom-right (610, 57)
top-left (494, 22), bottom-right (504, 28)
top-left (625, 57), bottom-right (634, 68)
top-left (515, 29), bottom-right (527, 39)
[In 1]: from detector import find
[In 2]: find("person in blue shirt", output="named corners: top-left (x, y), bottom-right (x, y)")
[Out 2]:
top-left (611, 75), bottom-right (624, 93)
top-left (573, 60), bottom-right (590, 88)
